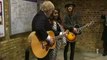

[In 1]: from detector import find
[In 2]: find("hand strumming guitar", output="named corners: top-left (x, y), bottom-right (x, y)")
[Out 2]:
top-left (63, 30), bottom-right (69, 36)
top-left (46, 35), bottom-right (55, 47)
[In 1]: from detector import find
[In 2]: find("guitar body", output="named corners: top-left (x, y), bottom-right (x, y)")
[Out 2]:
top-left (28, 31), bottom-right (56, 58)
top-left (66, 32), bottom-right (76, 42)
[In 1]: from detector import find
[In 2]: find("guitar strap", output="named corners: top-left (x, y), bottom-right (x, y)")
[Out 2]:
top-left (57, 23), bottom-right (67, 45)
top-left (105, 15), bottom-right (107, 26)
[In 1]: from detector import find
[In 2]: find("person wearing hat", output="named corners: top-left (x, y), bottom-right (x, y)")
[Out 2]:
top-left (63, 3), bottom-right (81, 60)
top-left (101, 14), bottom-right (107, 56)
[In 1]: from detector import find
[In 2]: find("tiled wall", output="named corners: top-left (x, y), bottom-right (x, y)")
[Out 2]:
top-left (0, 0), bottom-right (34, 60)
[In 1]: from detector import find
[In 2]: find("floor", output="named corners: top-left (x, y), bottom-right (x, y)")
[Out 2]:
top-left (57, 49), bottom-right (107, 60)
top-left (30, 49), bottom-right (107, 60)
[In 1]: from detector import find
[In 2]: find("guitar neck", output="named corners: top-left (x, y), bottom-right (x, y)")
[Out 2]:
top-left (55, 23), bottom-right (65, 40)
top-left (79, 21), bottom-right (94, 30)
top-left (79, 24), bottom-right (89, 30)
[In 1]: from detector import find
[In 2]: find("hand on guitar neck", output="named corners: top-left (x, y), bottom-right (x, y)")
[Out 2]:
top-left (73, 27), bottom-right (81, 35)
top-left (73, 28), bottom-right (78, 33)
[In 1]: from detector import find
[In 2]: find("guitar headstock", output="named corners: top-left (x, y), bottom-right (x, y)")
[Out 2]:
top-left (87, 21), bottom-right (95, 27)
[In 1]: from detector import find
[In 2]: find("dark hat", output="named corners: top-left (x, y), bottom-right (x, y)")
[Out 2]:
top-left (65, 3), bottom-right (76, 8)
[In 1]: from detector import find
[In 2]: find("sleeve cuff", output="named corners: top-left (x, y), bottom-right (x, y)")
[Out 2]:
top-left (59, 32), bottom-right (63, 35)
top-left (46, 35), bottom-right (51, 40)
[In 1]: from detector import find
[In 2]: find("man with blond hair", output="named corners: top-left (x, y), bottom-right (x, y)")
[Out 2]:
top-left (25, 1), bottom-right (55, 60)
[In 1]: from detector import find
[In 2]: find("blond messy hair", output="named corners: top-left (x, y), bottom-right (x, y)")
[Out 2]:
top-left (40, 1), bottom-right (55, 12)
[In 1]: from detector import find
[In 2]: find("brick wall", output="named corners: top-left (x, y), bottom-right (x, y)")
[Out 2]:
top-left (51, 0), bottom-right (107, 52)
top-left (0, 38), bottom-right (28, 60)
top-left (0, 0), bottom-right (107, 60)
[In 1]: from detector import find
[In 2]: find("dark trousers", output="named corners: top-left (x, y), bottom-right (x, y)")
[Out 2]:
top-left (64, 41), bottom-right (76, 60)
top-left (103, 41), bottom-right (107, 53)
top-left (25, 48), bottom-right (30, 60)
top-left (25, 47), bottom-right (52, 60)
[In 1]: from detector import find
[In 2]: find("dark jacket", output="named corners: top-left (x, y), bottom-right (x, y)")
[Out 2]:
top-left (64, 13), bottom-right (81, 29)
top-left (32, 10), bottom-right (52, 41)
top-left (101, 15), bottom-right (107, 41)
top-left (63, 13), bottom-right (81, 32)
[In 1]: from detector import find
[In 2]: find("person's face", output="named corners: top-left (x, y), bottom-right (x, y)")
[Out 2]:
top-left (47, 9), bottom-right (54, 17)
top-left (67, 6), bottom-right (73, 12)
top-left (53, 10), bottom-right (58, 17)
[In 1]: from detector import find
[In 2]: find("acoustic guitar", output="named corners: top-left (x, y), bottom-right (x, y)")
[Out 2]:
top-left (28, 31), bottom-right (55, 58)
top-left (66, 21), bottom-right (94, 42)
top-left (28, 30), bottom-right (67, 58)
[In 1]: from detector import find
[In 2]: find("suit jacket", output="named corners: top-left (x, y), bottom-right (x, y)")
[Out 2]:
top-left (32, 10), bottom-right (52, 40)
